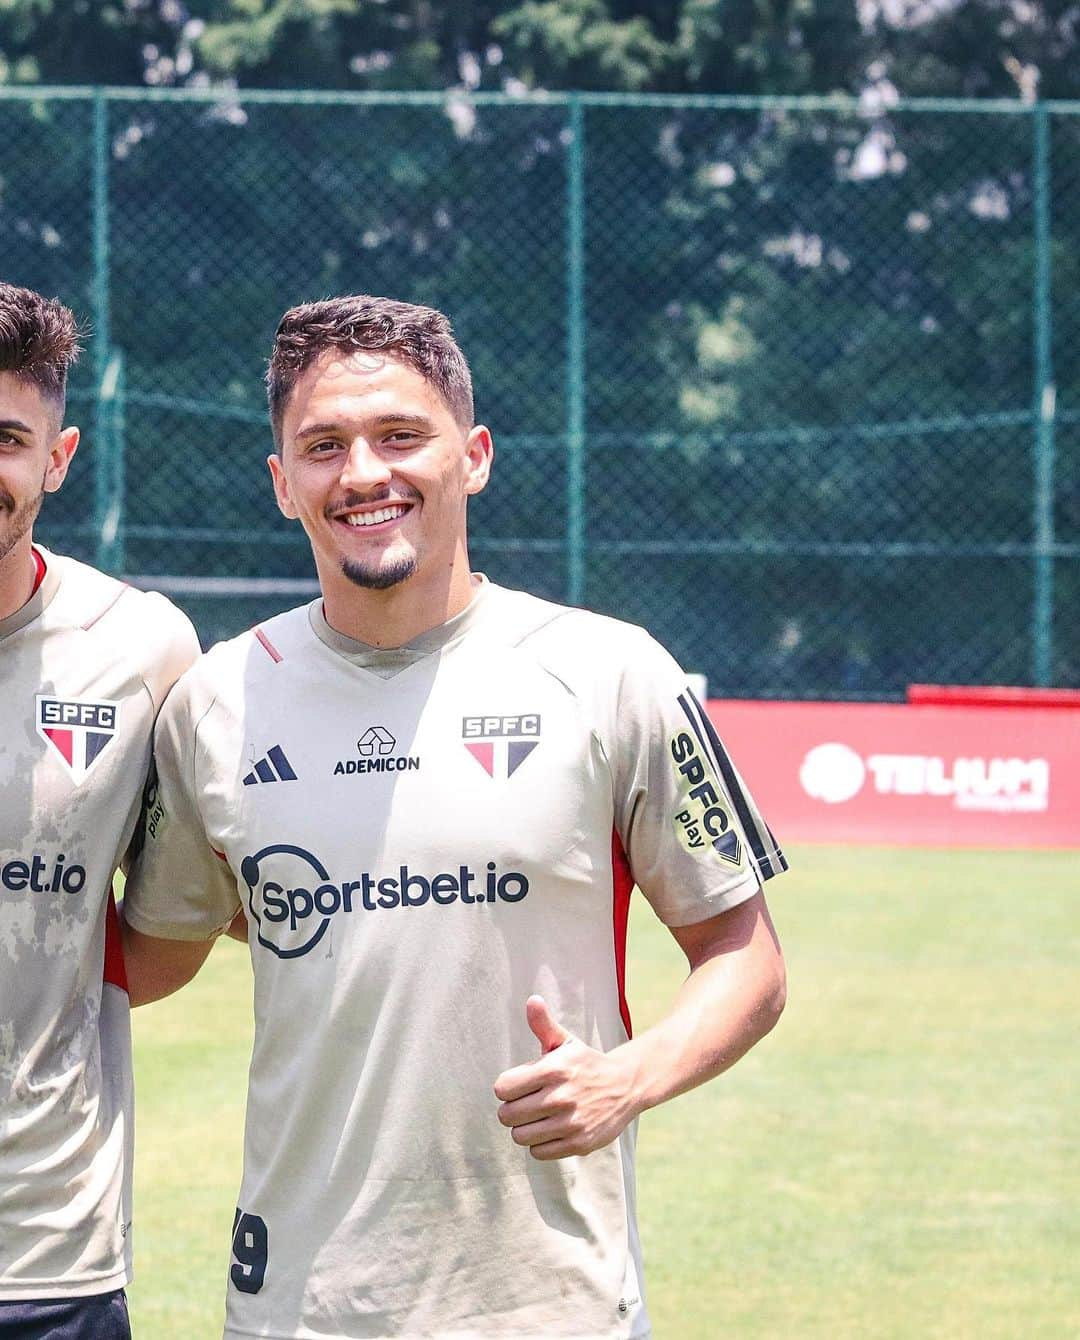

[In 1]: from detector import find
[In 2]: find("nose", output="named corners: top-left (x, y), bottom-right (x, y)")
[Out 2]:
top-left (339, 437), bottom-right (393, 492)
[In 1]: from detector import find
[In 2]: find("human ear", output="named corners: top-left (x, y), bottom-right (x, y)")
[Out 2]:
top-left (463, 425), bottom-right (493, 497)
top-left (43, 426), bottom-right (79, 494)
top-left (267, 453), bottom-right (299, 519)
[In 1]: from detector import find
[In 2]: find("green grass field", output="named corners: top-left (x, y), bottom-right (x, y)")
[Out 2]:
top-left (128, 845), bottom-right (1079, 1337)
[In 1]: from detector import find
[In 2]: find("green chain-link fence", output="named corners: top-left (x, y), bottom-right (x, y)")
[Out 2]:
top-left (4, 88), bottom-right (1078, 698)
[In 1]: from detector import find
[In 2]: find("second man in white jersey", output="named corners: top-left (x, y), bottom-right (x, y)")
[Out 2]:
top-left (122, 295), bottom-right (788, 1340)
top-left (0, 282), bottom-right (200, 1339)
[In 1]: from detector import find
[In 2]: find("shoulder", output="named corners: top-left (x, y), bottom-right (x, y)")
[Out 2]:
top-left (162, 602), bottom-right (312, 718)
top-left (45, 550), bottom-right (130, 627)
top-left (48, 552), bottom-right (193, 645)
top-left (45, 553), bottom-right (201, 705)
top-left (484, 582), bottom-right (680, 690)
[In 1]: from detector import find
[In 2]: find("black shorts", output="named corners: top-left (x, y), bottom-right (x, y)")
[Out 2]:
top-left (0, 1288), bottom-right (130, 1339)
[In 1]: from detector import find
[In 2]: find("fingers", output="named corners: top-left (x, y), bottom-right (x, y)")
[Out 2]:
top-left (497, 1078), bottom-right (604, 1160)
top-left (503, 1114), bottom-right (589, 1161)
top-left (496, 1082), bottom-right (573, 1128)
top-left (504, 1114), bottom-right (564, 1147)
top-left (524, 1137), bottom-right (579, 1162)
top-left (496, 1094), bottom-right (544, 1128)
top-left (493, 1058), bottom-right (551, 1104)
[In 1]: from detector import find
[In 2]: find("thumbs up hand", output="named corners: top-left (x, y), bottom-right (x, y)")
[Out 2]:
top-left (493, 995), bottom-right (642, 1161)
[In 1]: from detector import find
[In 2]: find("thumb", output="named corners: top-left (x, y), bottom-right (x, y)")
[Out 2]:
top-left (526, 994), bottom-right (570, 1054)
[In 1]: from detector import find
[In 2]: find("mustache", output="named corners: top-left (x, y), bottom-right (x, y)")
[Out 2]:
top-left (324, 486), bottom-right (420, 520)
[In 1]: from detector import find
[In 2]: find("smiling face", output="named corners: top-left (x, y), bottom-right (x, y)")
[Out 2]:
top-left (0, 371), bottom-right (78, 569)
top-left (268, 350), bottom-right (492, 636)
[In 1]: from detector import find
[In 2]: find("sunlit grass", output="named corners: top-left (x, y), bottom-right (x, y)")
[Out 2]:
top-left (129, 846), bottom-right (1079, 1337)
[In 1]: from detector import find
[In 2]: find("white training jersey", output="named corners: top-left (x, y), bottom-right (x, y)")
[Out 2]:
top-left (124, 579), bottom-right (786, 1340)
top-left (0, 547), bottom-right (199, 1300)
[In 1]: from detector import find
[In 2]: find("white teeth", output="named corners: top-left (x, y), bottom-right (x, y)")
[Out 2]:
top-left (343, 505), bottom-right (408, 528)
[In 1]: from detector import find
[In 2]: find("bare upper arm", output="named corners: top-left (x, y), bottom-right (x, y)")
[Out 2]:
top-left (668, 889), bottom-right (783, 974)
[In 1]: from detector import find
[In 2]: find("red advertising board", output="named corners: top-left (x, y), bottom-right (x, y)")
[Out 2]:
top-left (705, 699), bottom-right (1080, 849)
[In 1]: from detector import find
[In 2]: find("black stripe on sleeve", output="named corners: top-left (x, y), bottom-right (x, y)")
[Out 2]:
top-left (692, 693), bottom-right (789, 876)
top-left (677, 691), bottom-right (788, 880)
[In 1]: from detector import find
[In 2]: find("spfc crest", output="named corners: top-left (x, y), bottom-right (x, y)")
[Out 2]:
top-left (462, 714), bottom-right (540, 779)
top-left (36, 695), bottom-right (120, 785)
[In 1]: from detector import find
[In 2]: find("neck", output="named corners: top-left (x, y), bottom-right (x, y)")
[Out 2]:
top-left (0, 536), bottom-right (39, 622)
top-left (320, 552), bottom-right (478, 648)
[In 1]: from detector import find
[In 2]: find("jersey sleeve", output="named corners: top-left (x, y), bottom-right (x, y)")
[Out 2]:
top-left (137, 593), bottom-right (202, 712)
top-left (123, 669), bottom-right (241, 941)
top-left (608, 629), bottom-right (787, 927)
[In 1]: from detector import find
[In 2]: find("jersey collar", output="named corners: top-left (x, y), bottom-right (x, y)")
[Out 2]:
top-left (308, 576), bottom-right (491, 678)
top-left (0, 545), bottom-right (62, 642)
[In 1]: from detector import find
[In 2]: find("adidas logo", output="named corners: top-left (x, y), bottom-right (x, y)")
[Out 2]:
top-left (243, 745), bottom-right (298, 786)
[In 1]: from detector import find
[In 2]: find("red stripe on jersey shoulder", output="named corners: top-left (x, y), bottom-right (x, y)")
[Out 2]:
top-left (611, 829), bottom-right (634, 1039)
top-left (103, 888), bottom-right (128, 993)
top-left (254, 627), bottom-right (283, 663)
top-left (81, 583), bottom-right (130, 631)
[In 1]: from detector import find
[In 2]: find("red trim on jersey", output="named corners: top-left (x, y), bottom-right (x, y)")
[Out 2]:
top-left (103, 888), bottom-right (129, 993)
top-left (81, 583), bottom-right (129, 631)
top-left (211, 846), bottom-right (228, 862)
top-left (29, 546), bottom-right (46, 596)
top-left (254, 627), bottom-right (282, 663)
top-left (611, 829), bottom-right (634, 1039)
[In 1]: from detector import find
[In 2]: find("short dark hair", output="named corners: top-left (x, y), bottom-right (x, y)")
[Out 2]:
top-left (0, 282), bottom-right (81, 406)
top-left (266, 295), bottom-right (474, 446)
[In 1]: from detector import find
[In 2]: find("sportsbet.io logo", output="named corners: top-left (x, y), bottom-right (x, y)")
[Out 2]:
top-left (1, 851), bottom-right (87, 895)
top-left (240, 844), bottom-right (530, 958)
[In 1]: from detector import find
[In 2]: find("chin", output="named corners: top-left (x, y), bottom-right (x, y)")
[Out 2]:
top-left (340, 554), bottom-right (418, 591)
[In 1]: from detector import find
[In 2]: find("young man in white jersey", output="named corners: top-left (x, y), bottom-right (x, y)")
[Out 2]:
top-left (122, 295), bottom-right (788, 1340)
top-left (0, 283), bottom-right (200, 1337)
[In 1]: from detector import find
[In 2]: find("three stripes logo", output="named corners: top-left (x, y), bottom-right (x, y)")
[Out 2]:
top-left (462, 714), bottom-right (540, 779)
top-left (243, 745), bottom-right (298, 787)
top-left (36, 696), bottom-right (119, 785)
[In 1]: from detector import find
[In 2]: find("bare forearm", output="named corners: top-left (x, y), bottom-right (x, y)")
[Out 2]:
top-left (120, 911), bottom-right (217, 1006)
top-left (494, 891), bottom-right (785, 1160)
top-left (614, 914), bottom-right (785, 1117)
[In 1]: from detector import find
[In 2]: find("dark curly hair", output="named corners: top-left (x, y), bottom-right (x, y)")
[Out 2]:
top-left (0, 282), bottom-right (82, 407)
top-left (266, 295), bottom-right (474, 446)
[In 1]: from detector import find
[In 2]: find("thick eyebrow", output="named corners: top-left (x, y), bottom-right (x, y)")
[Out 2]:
top-left (0, 418), bottom-right (35, 435)
top-left (294, 413), bottom-right (435, 441)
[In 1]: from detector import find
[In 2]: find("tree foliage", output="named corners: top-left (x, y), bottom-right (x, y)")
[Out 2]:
top-left (3, 0), bottom-right (1079, 98)
top-left (4, 4), bottom-right (1077, 691)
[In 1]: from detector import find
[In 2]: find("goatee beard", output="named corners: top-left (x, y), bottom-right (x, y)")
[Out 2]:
top-left (341, 554), bottom-right (418, 590)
